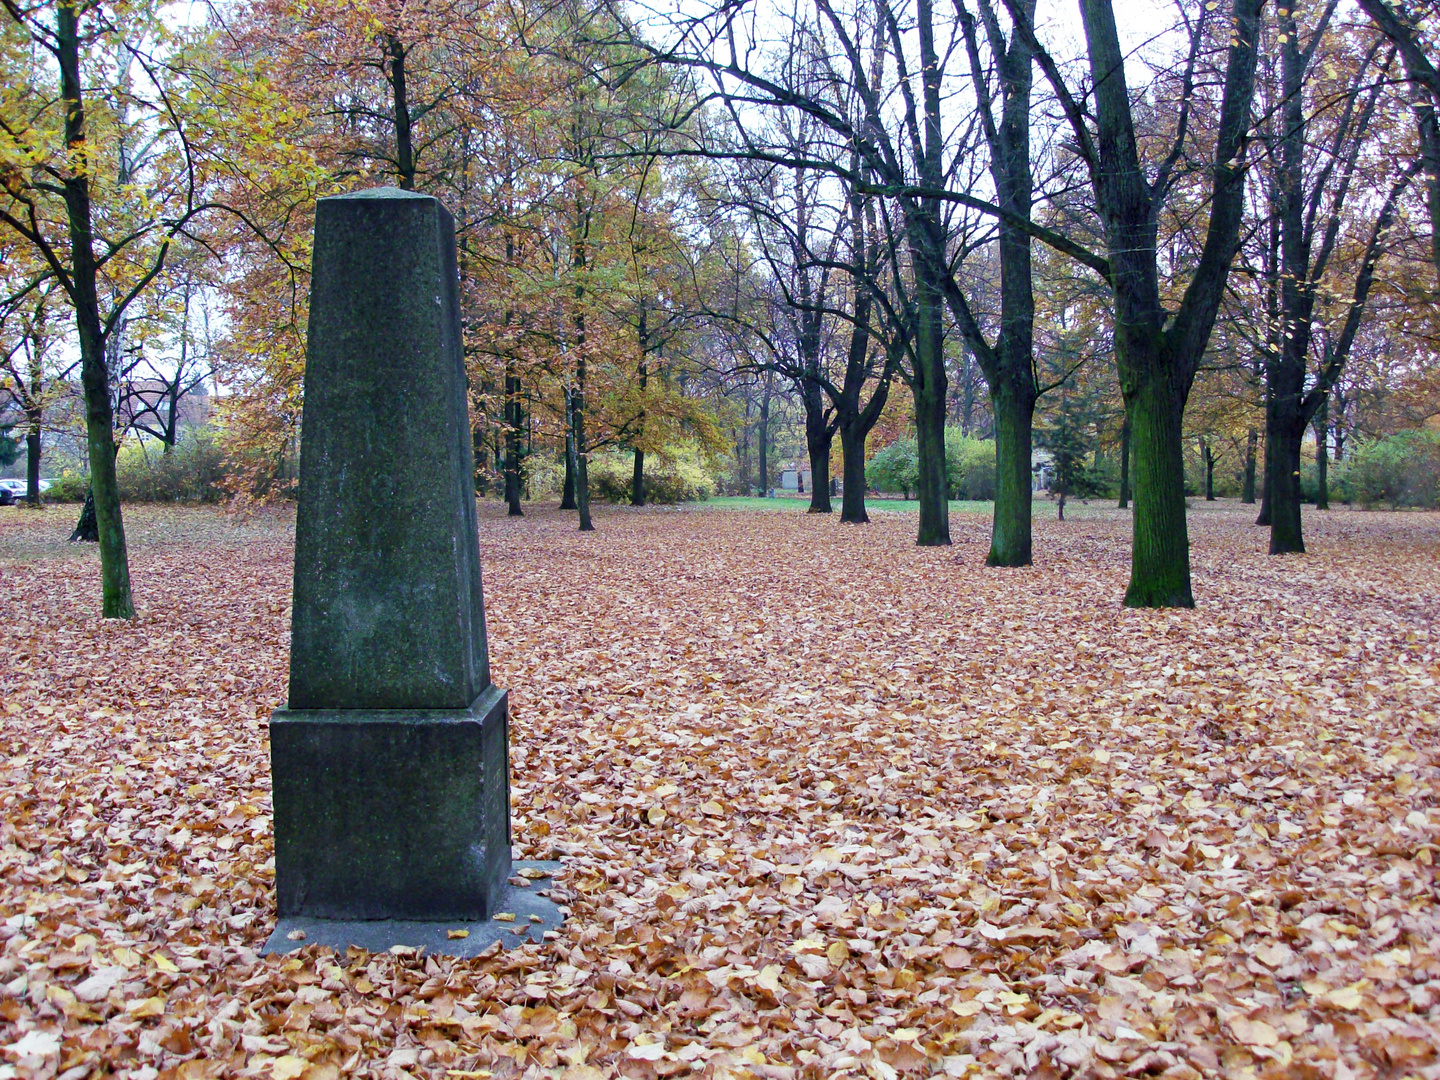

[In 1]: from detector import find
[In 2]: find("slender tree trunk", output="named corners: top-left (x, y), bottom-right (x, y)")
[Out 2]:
top-left (1057, 491), bottom-right (1066, 521)
top-left (1124, 373), bottom-right (1193, 607)
top-left (1242, 427), bottom-right (1258, 503)
top-left (1202, 441), bottom-right (1215, 500)
top-left (504, 364), bottom-right (523, 516)
top-left (572, 384), bottom-right (593, 532)
top-left (986, 386), bottom-right (1035, 565)
top-left (59, 0), bottom-right (131, 616)
top-left (25, 408), bottom-right (42, 506)
top-left (1314, 398), bottom-right (1330, 510)
top-left (387, 34), bottom-right (416, 190)
top-left (561, 416), bottom-right (577, 509)
top-left (906, 0), bottom-right (950, 546)
top-left (758, 384), bottom-right (771, 496)
top-left (1118, 412), bottom-right (1131, 508)
top-left (631, 447), bottom-right (645, 507)
top-left (1256, 395), bottom-right (1273, 526)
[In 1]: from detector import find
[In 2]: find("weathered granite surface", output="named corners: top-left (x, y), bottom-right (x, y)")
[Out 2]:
top-left (288, 188), bottom-right (489, 711)
top-left (269, 189), bottom-right (528, 940)
top-left (271, 686), bottom-right (511, 920)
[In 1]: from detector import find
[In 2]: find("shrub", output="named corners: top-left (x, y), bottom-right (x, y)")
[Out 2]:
top-left (867, 431), bottom-right (1001, 499)
top-left (945, 432), bottom-right (996, 500)
top-left (47, 472), bottom-right (89, 502)
top-left (1333, 430), bottom-right (1440, 508)
top-left (587, 446), bottom-right (715, 503)
top-left (866, 437), bottom-right (919, 497)
top-left (116, 431), bottom-right (229, 503)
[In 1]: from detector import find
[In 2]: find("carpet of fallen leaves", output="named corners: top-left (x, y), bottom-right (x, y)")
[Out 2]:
top-left (1, 499), bottom-right (1438, 1080)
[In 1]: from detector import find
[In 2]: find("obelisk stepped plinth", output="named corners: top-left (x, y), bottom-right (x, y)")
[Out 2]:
top-left (269, 188), bottom-right (511, 929)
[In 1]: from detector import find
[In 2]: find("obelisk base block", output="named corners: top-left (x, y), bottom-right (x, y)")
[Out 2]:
top-left (270, 686), bottom-right (511, 922)
top-left (261, 861), bottom-right (566, 957)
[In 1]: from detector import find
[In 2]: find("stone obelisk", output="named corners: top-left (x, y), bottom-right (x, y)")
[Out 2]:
top-left (267, 188), bottom-right (512, 942)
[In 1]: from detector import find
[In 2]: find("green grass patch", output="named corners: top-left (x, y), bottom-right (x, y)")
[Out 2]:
top-left (699, 496), bottom-right (1114, 518)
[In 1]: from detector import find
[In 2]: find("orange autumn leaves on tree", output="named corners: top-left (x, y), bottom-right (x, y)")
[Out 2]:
top-left (209, 0), bottom-right (726, 501)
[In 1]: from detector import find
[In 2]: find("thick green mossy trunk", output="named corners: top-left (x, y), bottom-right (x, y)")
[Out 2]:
top-left (1124, 379), bottom-right (1193, 608)
top-left (986, 390), bottom-right (1034, 566)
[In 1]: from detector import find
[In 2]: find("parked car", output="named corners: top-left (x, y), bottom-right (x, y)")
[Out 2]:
top-left (0, 479), bottom-right (52, 501)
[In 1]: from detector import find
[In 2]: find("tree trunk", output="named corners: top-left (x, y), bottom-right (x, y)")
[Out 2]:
top-left (59, 0), bottom-right (132, 616)
top-left (1314, 397), bottom-right (1329, 510)
top-left (1118, 412), bottom-right (1131, 508)
top-left (25, 408), bottom-right (42, 506)
top-left (1241, 427), bottom-right (1257, 503)
top-left (70, 488), bottom-right (99, 542)
top-left (560, 408), bottom-right (577, 509)
top-left (1124, 374), bottom-right (1193, 607)
top-left (1256, 404), bottom-right (1273, 525)
top-left (504, 363), bottom-right (523, 516)
top-left (1057, 491), bottom-right (1065, 521)
top-left (387, 34), bottom-right (416, 190)
top-left (758, 384), bottom-right (771, 496)
top-left (631, 447), bottom-right (645, 506)
top-left (1203, 441), bottom-right (1215, 500)
top-left (572, 389), bottom-right (593, 531)
top-left (986, 387), bottom-right (1035, 565)
top-left (803, 383), bottom-right (833, 513)
top-left (1267, 417), bottom-right (1305, 554)
top-left (839, 423), bottom-right (870, 523)
top-left (912, 279), bottom-right (951, 545)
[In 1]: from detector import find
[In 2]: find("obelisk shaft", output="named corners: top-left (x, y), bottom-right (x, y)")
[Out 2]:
top-left (288, 188), bottom-right (489, 710)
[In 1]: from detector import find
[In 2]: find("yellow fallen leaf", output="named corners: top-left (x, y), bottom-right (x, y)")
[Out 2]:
top-left (151, 953), bottom-right (178, 973)
top-left (125, 996), bottom-right (165, 1018)
top-left (493, 913), bottom-right (515, 922)
top-left (826, 941), bottom-right (849, 963)
top-left (755, 964), bottom-right (783, 993)
top-left (950, 998), bottom-right (985, 1016)
top-left (647, 806), bottom-right (667, 825)
top-left (1097, 949), bottom-right (1129, 972)
top-left (700, 801), bottom-right (724, 816)
top-left (1254, 942), bottom-right (1290, 968)
top-left (1320, 984), bottom-right (1364, 1010)
top-left (1227, 1016), bottom-right (1279, 1047)
top-left (653, 783), bottom-right (678, 797)
top-left (447, 929), bottom-right (470, 940)
top-left (270, 1056), bottom-right (309, 1080)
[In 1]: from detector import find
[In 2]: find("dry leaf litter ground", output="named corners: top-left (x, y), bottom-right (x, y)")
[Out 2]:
top-left (0, 500), bottom-right (1437, 1080)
